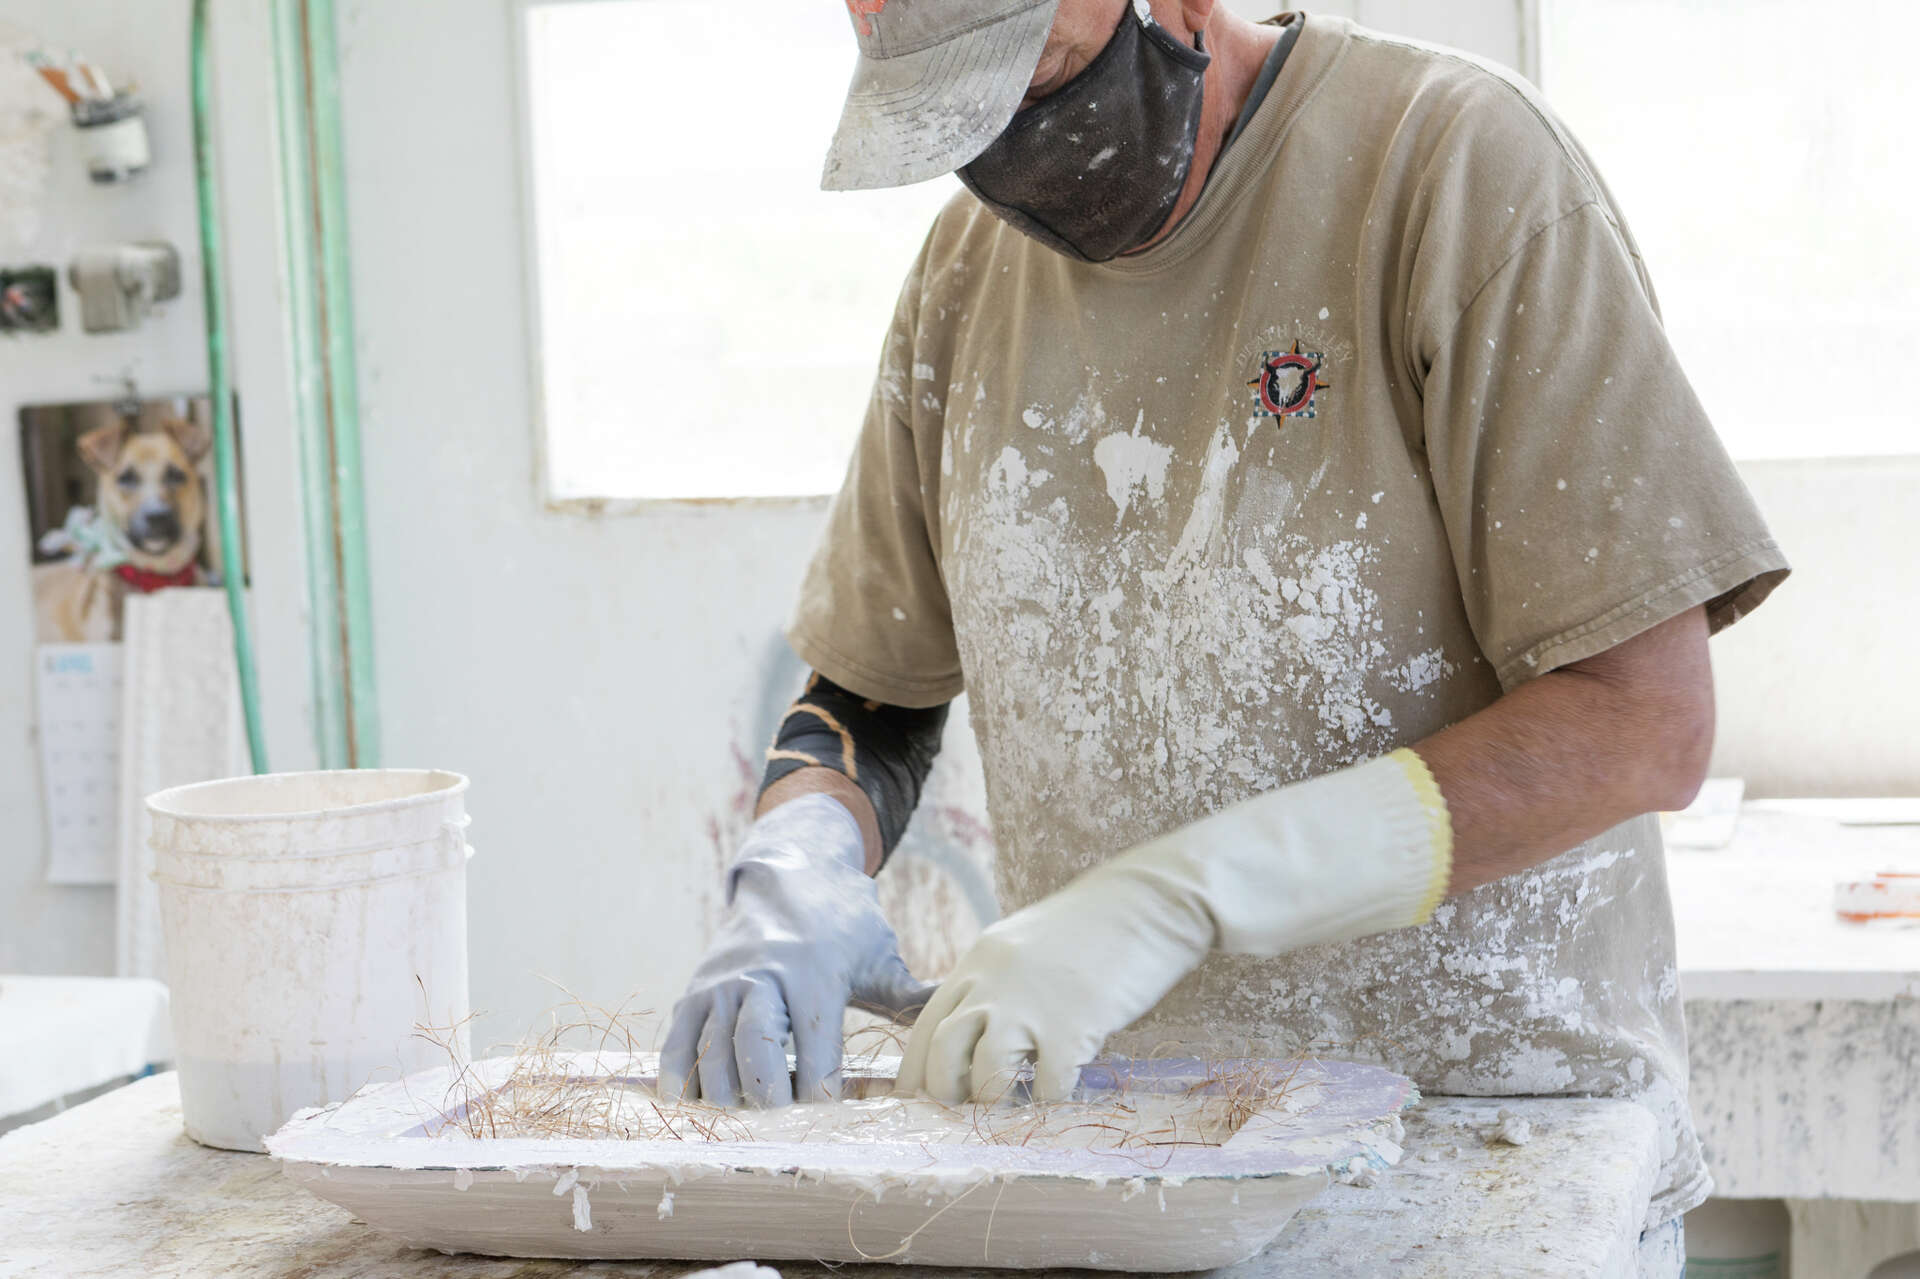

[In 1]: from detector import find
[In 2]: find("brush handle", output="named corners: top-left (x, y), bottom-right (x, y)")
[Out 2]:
top-left (35, 65), bottom-right (82, 105)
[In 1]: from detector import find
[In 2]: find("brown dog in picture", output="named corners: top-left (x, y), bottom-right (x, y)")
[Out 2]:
top-left (32, 415), bottom-right (213, 643)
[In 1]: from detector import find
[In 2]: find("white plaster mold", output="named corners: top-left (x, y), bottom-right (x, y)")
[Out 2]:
top-left (266, 1052), bottom-right (1415, 1269)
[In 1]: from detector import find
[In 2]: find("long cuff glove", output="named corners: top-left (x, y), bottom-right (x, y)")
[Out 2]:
top-left (659, 794), bottom-right (935, 1108)
top-left (897, 749), bottom-right (1453, 1103)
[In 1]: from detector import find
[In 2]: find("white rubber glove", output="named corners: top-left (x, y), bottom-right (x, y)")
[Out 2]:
top-left (659, 794), bottom-right (934, 1108)
top-left (897, 750), bottom-right (1453, 1102)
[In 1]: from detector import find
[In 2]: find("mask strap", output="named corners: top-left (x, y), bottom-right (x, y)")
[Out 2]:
top-left (1134, 0), bottom-right (1206, 51)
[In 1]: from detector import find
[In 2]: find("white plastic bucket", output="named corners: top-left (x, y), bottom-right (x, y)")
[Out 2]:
top-left (148, 769), bottom-right (472, 1152)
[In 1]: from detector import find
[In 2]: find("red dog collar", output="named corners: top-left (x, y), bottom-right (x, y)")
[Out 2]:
top-left (114, 562), bottom-right (199, 593)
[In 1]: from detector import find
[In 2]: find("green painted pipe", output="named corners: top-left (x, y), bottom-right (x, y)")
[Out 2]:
top-left (270, 0), bottom-right (381, 769)
top-left (269, 0), bottom-right (344, 768)
top-left (191, 0), bottom-right (270, 774)
top-left (296, 0), bottom-right (380, 768)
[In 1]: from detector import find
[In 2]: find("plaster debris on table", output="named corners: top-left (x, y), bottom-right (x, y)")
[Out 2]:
top-left (680, 1265), bottom-right (783, 1279)
top-left (1486, 1107), bottom-right (1535, 1146)
top-left (1338, 1154), bottom-right (1383, 1188)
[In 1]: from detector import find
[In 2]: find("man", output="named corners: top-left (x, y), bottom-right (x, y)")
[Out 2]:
top-left (661, 0), bottom-right (1788, 1266)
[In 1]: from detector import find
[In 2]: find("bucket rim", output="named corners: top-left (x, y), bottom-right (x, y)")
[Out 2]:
top-left (151, 856), bottom-right (472, 893)
top-left (149, 814), bottom-right (471, 863)
top-left (146, 768), bottom-right (470, 824)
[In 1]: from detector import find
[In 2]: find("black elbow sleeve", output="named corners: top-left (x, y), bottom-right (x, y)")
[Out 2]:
top-left (759, 674), bottom-right (950, 864)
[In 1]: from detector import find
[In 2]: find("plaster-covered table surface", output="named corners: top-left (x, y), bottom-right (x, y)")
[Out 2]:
top-left (1670, 807), bottom-right (1920, 1202)
top-left (0, 975), bottom-right (171, 1122)
top-left (0, 1074), bottom-right (1660, 1278)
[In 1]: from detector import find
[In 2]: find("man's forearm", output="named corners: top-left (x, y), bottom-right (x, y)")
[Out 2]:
top-left (894, 607), bottom-right (1718, 1102)
top-left (1413, 606), bottom-right (1714, 896)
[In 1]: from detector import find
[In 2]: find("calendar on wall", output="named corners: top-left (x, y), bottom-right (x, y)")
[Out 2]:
top-left (36, 643), bottom-right (123, 884)
top-left (18, 394), bottom-right (241, 886)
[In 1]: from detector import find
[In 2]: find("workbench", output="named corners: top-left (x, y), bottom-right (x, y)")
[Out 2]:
top-left (0, 975), bottom-right (171, 1129)
top-left (1672, 805), bottom-right (1920, 1277)
top-left (0, 1073), bottom-right (1661, 1278)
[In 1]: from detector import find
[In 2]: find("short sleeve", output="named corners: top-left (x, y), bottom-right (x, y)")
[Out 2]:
top-left (1422, 201), bottom-right (1790, 690)
top-left (786, 244), bottom-right (964, 709)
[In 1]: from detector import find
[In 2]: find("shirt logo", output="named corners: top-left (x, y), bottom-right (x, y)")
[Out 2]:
top-left (845, 0), bottom-right (889, 35)
top-left (1248, 341), bottom-right (1332, 425)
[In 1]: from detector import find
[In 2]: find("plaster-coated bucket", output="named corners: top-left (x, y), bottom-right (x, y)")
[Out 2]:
top-left (148, 769), bottom-right (472, 1152)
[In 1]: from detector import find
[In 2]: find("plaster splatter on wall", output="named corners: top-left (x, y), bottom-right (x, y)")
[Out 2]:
top-left (0, 29), bottom-right (58, 249)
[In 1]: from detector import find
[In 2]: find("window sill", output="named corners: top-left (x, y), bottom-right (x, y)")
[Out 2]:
top-left (543, 492), bottom-right (835, 518)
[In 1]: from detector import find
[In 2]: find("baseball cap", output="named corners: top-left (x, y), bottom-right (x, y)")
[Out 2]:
top-left (821, 0), bottom-right (1062, 191)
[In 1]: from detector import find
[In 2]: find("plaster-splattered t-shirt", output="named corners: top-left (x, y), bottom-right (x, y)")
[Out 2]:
top-left (790, 15), bottom-right (1788, 1228)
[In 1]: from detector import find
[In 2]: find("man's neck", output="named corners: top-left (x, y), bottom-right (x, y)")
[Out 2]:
top-left (1133, 9), bottom-right (1283, 253)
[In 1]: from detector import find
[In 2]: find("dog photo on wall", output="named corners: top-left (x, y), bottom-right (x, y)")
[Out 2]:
top-left (20, 395), bottom-right (241, 643)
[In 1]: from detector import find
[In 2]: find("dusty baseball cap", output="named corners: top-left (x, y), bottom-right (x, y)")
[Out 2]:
top-left (821, 0), bottom-right (1062, 191)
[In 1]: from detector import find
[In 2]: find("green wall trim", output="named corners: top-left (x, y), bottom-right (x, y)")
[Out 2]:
top-left (192, 0), bottom-right (270, 774)
top-left (271, 0), bottom-right (380, 768)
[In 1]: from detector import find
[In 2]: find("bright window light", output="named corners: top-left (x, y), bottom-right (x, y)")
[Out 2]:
top-left (1541, 0), bottom-right (1916, 460)
top-left (524, 1), bottom-right (959, 501)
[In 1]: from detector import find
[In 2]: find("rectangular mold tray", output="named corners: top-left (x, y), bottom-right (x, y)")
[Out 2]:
top-left (267, 1052), bottom-right (1414, 1270)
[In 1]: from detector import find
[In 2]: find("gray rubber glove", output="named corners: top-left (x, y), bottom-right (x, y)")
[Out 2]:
top-left (658, 794), bottom-right (935, 1108)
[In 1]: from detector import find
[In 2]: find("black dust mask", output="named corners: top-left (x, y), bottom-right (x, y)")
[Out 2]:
top-left (958, 2), bottom-right (1211, 263)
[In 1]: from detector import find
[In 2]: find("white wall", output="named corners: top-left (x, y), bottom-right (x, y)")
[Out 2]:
top-left (1265, 1), bottom-right (1919, 794)
top-left (0, 0), bottom-right (1528, 994)
top-left (1247, 1), bottom-right (1919, 793)
top-left (324, 0), bottom-right (1534, 1050)
top-left (332, 0), bottom-right (993, 1051)
top-left (1709, 458), bottom-right (1920, 797)
top-left (6, 0), bottom-right (1906, 1035)
top-left (0, 0), bottom-right (316, 975)
top-left (334, 0), bottom-right (1920, 1053)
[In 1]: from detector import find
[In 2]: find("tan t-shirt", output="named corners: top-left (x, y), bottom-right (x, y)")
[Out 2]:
top-left (790, 15), bottom-right (1788, 1227)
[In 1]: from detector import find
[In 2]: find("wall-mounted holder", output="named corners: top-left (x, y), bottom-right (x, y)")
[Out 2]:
top-left (0, 267), bottom-right (59, 333)
top-left (72, 95), bottom-right (151, 184)
top-left (68, 242), bottom-right (180, 334)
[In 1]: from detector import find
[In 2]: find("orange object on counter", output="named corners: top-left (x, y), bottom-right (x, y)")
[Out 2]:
top-left (1835, 872), bottom-right (1920, 923)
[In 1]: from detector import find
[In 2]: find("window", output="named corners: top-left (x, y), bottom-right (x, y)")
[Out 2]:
top-left (523, 1), bottom-right (959, 501)
top-left (1540, 0), bottom-right (1916, 460)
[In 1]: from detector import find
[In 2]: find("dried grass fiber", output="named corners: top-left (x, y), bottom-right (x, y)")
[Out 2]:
top-left (411, 985), bottom-right (1309, 1166)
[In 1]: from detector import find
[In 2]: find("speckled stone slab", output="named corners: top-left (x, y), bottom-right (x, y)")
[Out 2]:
top-left (1686, 997), bottom-right (1920, 1201)
top-left (1670, 813), bottom-right (1920, 1200)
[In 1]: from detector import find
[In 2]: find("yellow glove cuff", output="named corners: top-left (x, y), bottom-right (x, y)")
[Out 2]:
top-left (1386, 748), bottom-right (1454, 924)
